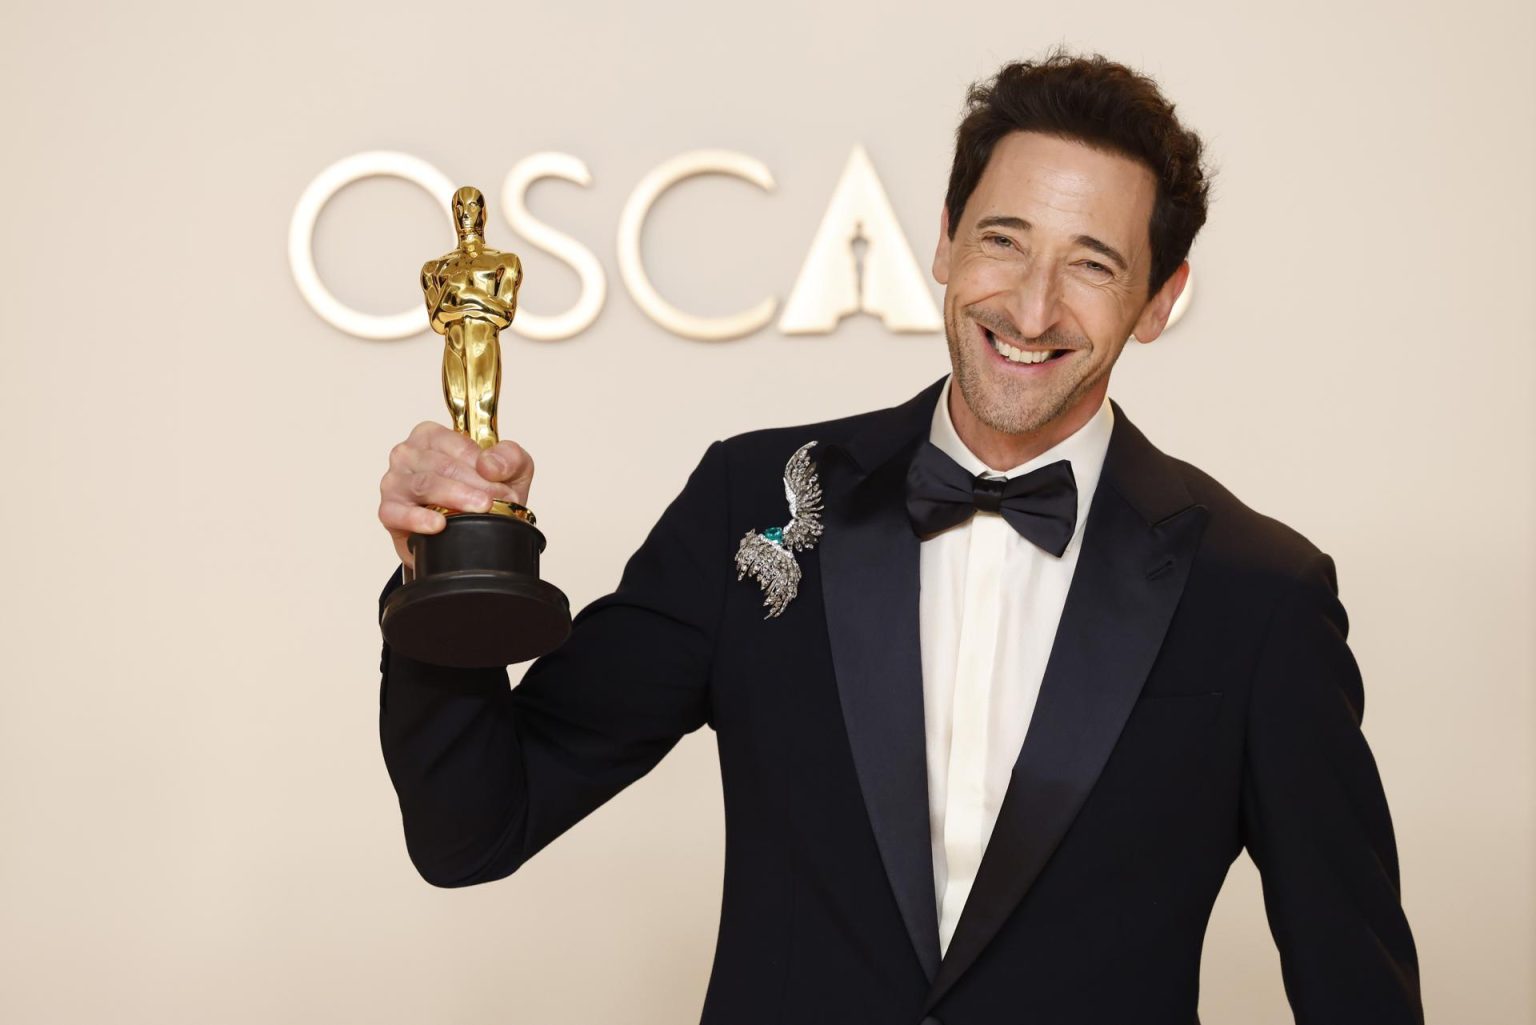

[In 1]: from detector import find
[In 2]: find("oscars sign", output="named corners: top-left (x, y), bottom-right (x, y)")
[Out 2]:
top-left (289, 148), bottom-right (1193, 342)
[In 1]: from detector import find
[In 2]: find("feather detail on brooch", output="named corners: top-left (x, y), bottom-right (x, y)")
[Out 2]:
top-left (734, 440), bottom-right (824, 618)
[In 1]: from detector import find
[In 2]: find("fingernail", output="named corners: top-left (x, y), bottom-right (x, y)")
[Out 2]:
top-left (483, 454), bottom-right (506, 475)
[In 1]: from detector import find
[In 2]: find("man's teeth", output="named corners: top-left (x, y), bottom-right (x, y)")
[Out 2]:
top-left (990, 333), bottom-right (1056, 364)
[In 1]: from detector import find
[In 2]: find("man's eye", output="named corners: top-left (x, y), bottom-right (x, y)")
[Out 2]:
top-left (985, 234), bottom-right (1015, 249)
top-left (1081, 260), bottom-right (1111, 275)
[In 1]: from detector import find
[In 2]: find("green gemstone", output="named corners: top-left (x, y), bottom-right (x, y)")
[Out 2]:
top-left (762, 526), bottom-right (784, 544)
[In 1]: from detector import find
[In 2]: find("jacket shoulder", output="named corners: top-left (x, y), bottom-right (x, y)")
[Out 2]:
top-left (1163, 451), bottom-right (1334, 591)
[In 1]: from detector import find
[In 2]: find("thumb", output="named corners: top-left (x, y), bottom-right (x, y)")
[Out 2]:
top-left (477, 441), bottom-right (534, 497)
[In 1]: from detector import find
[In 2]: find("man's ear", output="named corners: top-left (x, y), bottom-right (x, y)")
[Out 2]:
top-left (1131, 260), bottom-right (1190, 344)
top-left (932, 206), bottom-right (952, 286)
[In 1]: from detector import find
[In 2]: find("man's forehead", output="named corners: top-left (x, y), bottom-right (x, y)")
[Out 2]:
top-left (969, 131), bottom-right (1155, 247)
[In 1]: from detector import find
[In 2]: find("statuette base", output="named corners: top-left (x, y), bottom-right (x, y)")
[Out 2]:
top-left (382, 513), bottom-right (571, 667)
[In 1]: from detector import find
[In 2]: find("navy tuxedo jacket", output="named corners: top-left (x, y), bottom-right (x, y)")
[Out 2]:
top-left (378, 377), bottom-right (1423, 1025)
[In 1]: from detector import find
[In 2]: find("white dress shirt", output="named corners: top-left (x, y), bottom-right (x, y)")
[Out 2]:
top-left (920, 375), bottom-right (1115, 955)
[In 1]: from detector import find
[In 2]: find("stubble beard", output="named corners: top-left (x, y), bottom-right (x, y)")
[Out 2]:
top-left (945, 304), bottom-right (1099, 437)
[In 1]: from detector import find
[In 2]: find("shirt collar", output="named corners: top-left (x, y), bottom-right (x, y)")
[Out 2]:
top-left (928, 374), bottom-right (1115, 550)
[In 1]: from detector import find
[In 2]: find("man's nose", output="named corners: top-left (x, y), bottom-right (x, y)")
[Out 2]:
top-left (1001, 261), bottom-right (1064, 341)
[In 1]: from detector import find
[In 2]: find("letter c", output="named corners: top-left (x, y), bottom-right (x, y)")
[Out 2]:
top-left (618, 150), bottom-right (777, 341)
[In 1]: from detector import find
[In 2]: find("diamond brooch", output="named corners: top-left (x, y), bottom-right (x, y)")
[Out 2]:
top-left (733, 441), bottom-right (824, 618)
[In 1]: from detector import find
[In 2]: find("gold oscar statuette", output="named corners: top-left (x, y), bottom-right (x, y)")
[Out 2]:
top-left (379, 186), bottom-right (572, 667)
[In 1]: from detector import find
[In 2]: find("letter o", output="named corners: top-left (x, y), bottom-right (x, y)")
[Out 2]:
top-left (288, 151), bottom-right (456, 340)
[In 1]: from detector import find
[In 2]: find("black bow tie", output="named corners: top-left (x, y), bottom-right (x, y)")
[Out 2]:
top-left (905, 441), bottom-right (1079, 556)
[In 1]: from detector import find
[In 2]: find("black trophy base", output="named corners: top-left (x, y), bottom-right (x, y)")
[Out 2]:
top-left (380, 512), bottom-right (571, 668)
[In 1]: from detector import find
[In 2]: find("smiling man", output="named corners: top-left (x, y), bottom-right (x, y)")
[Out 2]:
top-left (376, 51), bottom-right (1424, 1024)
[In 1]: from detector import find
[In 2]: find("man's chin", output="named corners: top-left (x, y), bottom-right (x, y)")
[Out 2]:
top-left (977, 400), bottom-right (1060, 438)
top-left (956, 366), bottom-right (1060, 437)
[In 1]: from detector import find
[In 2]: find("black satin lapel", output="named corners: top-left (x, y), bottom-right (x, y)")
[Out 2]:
top-left (922, 485), bottom-right (1209, 1012)
top-left (820, 447), bottom-right (943, 981)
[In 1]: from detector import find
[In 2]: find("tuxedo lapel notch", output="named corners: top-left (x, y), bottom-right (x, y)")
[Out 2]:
top-left (922, 400), bottom-right (1210, 1012)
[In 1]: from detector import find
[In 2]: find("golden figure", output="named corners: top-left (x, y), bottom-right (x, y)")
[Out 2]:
top-left (382, 183), bottom-right (568, 671)
top-left (421, 186), bottom-right (521, 451)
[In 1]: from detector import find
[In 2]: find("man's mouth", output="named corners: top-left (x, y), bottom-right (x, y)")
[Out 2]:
top-left (980, 325), bottom-right (1071, 366)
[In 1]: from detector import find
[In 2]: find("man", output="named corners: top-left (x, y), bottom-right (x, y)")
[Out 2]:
top-left (376, 51), bottom-right (1423, 1024)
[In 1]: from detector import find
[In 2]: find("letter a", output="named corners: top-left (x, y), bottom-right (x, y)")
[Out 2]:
top-left (779, 145), bottom-right (942, 334)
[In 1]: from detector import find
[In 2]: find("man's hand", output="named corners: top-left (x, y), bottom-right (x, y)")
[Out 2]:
top-left (378, 422), bottom-right (534, 571)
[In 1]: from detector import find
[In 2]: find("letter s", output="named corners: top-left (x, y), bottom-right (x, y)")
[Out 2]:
top-left (500, 153), bottom-right (607, 341)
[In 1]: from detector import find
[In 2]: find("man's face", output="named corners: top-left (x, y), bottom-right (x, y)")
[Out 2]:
top-left (933, 130), bottom-right (1186, 437)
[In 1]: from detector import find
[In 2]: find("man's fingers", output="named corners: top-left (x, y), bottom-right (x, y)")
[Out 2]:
top-left (478, 441), bottom-right (533, 486)
top-left (379, 426), bottom-right (527, 565)
top-left (423, 423), bottom-right (485, 465)
top-left (477, 444), bottom-right (532, 506)
top-left (402, 448), bottom-right (501, 494)
top-left (379, 499), bottom-right (446, 536)
top-left (399, 470), bottom-right (496, 513)
top-left (401, 421), bottom-right (482, 466)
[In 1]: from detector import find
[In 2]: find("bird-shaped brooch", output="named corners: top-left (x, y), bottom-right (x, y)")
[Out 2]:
top-left (733, 440), bottom-right (824, 618)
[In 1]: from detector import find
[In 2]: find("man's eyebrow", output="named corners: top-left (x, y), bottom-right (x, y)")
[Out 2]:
top-left (974, 215), bottom-right (1130, 273)
top-left (1074, 234), bottom-right (1129, 272)
top-left (975, 215), bottom-right (1030, 232)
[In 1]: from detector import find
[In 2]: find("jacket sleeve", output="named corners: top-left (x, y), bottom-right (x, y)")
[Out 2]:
top-left (1239, 551), bottom-right (1424, 1023)
top-left (378, 440), bottom-right (730, 887)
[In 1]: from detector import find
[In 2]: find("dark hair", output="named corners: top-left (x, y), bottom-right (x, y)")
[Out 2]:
top-left (944, 49), bottom-right (1213, 296)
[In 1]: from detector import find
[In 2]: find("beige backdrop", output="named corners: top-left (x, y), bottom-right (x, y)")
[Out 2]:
top-left (2, 0), bottom-right (1532, 1022)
